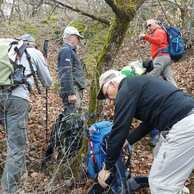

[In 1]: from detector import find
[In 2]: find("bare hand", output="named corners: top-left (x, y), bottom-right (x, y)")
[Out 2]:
top-left (139, 40), bottom-right (146, 48)
top-left (68, 95), bottom-right (77, 104)
top-left (139, 33), bottom-right (145, 40)
top-left (98, 165), bottom-right (111, 188)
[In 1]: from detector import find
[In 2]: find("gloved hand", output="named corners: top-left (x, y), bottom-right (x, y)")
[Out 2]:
top-left (97, 165), bottom-right (111, 188)
top-left (143, 59), bottom-right (153, 73)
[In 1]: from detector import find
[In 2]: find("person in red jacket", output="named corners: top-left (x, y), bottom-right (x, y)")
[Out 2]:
top-left (139, 19), bottom-right (177, 87)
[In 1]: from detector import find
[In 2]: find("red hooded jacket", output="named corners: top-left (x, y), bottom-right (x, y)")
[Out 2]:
top-left (143, 27), bottom-right (169, 59)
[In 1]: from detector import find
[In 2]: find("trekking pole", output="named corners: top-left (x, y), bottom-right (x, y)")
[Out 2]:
top-left (43, 40), bottom-right (49, 143)
top-left (25, 50), bottom-right (41, 94)
top-left (136, 38), bottom-right (146, 62)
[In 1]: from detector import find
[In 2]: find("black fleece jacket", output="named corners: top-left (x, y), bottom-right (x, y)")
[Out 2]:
top-left (105, 76), bottom-right (194, 170)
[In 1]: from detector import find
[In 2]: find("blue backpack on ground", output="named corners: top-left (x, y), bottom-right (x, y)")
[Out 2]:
top-left (87, 120), bottom-right (113, 178)
top-left (87, 121), bottom-right (130, 194)
top-left (163, 25), bottom-right (185, 61)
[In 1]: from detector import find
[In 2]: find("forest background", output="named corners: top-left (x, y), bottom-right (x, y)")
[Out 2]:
top-left (0, 0), bottom-right (194, 193)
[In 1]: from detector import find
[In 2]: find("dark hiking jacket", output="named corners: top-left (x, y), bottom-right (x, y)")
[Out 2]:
top-left (57, 43), bottom-right (86, 96)
top-left (105, 76), bottom-right (194, 170)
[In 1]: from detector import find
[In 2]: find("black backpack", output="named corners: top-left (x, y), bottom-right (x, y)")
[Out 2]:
top-left (42, 112), bottom-right (84, 166)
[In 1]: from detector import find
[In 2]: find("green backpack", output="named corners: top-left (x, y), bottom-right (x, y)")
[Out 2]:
top-left (121, 60), bottom-right (146, 77)
top-left (0, 38), bottom-right (40, 92)
top-left (0, 39), bottom-right (15, 85)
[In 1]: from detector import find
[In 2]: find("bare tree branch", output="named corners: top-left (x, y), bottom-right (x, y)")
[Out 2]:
top-left (46, 0), bottom-right (110, 26)
top-left (104, 0), bottom-right (120, 15)
top-left (105, 0), bottom-right (145, 19)
top-left (157, 0), bottom-right (173, 25)
top-left (47, 4), bottom-right (58, 19)
top-left (162, 0), bottom-right (183, 12)
top-left (0, 0), bottom-right (5, 19)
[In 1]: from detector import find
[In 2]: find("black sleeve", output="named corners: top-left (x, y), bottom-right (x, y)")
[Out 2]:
top-left (127, 122), bottom-right (152, 145)
top-left (105, 81), bottom-right (140, 170)
top-left (57, 47), bottom-right (74, 95)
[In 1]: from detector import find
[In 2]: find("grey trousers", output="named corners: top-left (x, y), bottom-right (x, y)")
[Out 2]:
top-left (62, 86), bottom-right (83, 114)
top-left (0, 91), bottom-right (30, 193)
top-left (149, 111), bottom-right (194, 194)
top-left (149, 55), bottom-right (177, 87)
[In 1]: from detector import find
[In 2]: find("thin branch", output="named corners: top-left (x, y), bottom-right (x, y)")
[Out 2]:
top-left (104, 0), bottom-right (120, 15)
top-left (157, 0), bottom-right (172, 25)
top-left (161, 0), bottom-right (183, 11)
top-left (46, 0), bottom-right (110, 26)
top-left (35, 0), bottom-right (44, 10)
top-left (47, 4), bottom-right (58, 19)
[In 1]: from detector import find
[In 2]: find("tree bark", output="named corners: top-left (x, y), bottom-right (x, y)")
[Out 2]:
top-left (31, 0), bottom-right (43, 17)
top-left (88, 0), bottom-right (145, 118)
top-left (8, 0), bottom-right (15, 22)
top-left (186, 0), bottom-right (194, 49)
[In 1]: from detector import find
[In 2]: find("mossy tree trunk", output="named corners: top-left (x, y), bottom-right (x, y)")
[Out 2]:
top-left (88, 0), bottom-right (145, 118)
top-left (0, 0), bottom-right (5, 19)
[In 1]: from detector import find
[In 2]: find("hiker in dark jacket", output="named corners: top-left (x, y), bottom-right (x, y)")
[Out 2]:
top-left (57, 26), bottom-right (86, 114)
top-left (97, 70), bottom-right (194, 194)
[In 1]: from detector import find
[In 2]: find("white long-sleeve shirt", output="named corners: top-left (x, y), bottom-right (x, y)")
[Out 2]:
top-left (12, 47), bottom-right (52, 101)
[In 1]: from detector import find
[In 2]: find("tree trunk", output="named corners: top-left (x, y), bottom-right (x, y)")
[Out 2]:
top-left (88, 0), bottom-right (145, 117)
top-left (97, 17), bottom-right (130, 72)
top-left (8, 0), bottom-right (15, 23)
top-left (88, 17), bottom-right (130, 118)
top-left (186, 0), bottom-right (194, 49)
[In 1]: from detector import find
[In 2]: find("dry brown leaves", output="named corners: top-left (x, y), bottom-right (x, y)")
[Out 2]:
top-left (0, 35), bottom-right (193, 193)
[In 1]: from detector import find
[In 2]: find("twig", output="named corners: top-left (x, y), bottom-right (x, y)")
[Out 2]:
top-left (157, 0), bottom-right (173, 25)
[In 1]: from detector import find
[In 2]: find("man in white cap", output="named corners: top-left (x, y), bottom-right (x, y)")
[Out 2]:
top-left (0, 34), bottom-right (52, 193)
top-left (139, 19), bottom-right (177, 87)
top-left (57, 26), bottom-right (86, 114)
top-left (97, 69), bottom-right (193, 194)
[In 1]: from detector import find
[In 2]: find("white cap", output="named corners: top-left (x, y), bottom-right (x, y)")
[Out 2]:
top-left (97, 70), bottom-right (122, 100)
top-left (63, 26), bottom-right (84, 39)
top-left (146, 19), bottom-right (159, 26)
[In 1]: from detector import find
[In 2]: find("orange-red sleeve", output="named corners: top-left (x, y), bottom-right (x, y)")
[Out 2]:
top-left (143, 29), bottom-right (166, 45)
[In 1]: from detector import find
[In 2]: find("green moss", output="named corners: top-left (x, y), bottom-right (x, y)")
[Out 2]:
top-left (52, 80), bottom-right (60, 93)
top-left (88, 79), bottom-right (97, 125)
top-left (49, 15), bottom-right (58, 22)
top-left (115, 0), bottom-right (137, 15)
top-left (68, 20), bottom-right (86, 32)
top-left (40, 19), bottom-right (49, 24)
top-left (82, 22), bottom-right (109, 76)
top-left (20, 23), bottom-right (38, 37)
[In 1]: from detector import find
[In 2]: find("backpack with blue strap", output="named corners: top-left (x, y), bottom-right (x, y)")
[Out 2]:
top-left (87, 121), bottom-right (129, 194)
top-left (87, 121), bottom-right (113, 178)
top-left (160, 24), bottom-right (186, 61)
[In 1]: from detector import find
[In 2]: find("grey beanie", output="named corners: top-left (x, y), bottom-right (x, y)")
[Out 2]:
top-left (16, 34), bottom-right (35, 42)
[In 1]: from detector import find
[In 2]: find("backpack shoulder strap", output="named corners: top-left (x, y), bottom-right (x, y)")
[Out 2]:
top-left (8, 41), bottom-right (29, 69)
top-left (24, 48), bottom-right (41, 94)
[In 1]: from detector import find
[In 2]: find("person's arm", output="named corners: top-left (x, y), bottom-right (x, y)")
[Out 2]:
top-left (31, 48), bottom-right (52, 88)
top-left (143, 29), bottom-right (166, 45)
top-left (143, 35), bottom-right (162, 45)
top-left (57, 47), bottom-right (75, 95)
top-left (105, 81), bottom-right (139, 170)
top-left (127, 122), bottom-right (152, 145)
